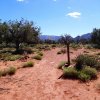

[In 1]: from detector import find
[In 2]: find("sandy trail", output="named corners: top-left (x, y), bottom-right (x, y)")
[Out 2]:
top-left (0, 48), bottom-right (100, 100)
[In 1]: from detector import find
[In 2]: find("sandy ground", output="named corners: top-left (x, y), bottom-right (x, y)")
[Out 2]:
top-left (0, 47), bottom-right (100, 100)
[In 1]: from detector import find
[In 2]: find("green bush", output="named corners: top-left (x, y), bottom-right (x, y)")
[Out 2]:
top-left (70, 43), bottom-right (81, 49)
top-left (81, 66), bottom-right (97, 79)
top-left (0, 67), bottom-right (16, 76)
top-left (6, 55), bottom-right (22, 61)
top-left (7, 67), bottom-right (16, 75)
top-left (78, 72), bottom-right (91, 82)
top-left (63, 67), bottom-right (78, 79)
top-left (23, 61), bottom-right (34, 68)
top-left (62, 66), bottom-right (97, 82)
top-left (58, 61), bottom-right (67, 69)
top-left (0, 53), bottom-right (22, 61)
top-left (75, 54), bottom-right (86, 70)
top-left (33, 55), bottom-right (42, 60)
top-left (75, 54), bottom-right (98, 70)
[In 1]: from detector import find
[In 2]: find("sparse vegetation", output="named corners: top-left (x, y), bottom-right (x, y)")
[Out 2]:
top-left (23, 61), bottom-right (34, 68)
top-left (0, 67), bottom-right (16, 77)
top-left (70, 43), bottom-right (82, 50)
top-left (33, 55), bottom-right (42, 60)
top-left (62, 66), bottom-right (97, 82)
top-left (57, 48), bottom-right (66, 55)
top-left (7, 67), bottom-right (16, 75)
top-left (37, 52), bottom-right (43, 56)
top-left (63, 67), bottom-right (78, 79)
top-left (58, 61), bottom-right (68, 69)
top-left (75, 54), bottom-right (99, 70)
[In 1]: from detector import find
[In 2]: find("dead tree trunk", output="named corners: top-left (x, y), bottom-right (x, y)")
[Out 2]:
top-left (66, 43), bottom-right (70, 66)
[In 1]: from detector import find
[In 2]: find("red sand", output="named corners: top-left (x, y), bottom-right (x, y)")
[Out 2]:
top-left (0, 48), bottom-right (100, 100)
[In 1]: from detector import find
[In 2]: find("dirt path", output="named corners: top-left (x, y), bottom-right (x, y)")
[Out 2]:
top-left (0, 48), bottom-right (100, 100)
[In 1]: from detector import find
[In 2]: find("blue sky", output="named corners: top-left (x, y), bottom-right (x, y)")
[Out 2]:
top-left (0, 0), bottom-right (100, 37)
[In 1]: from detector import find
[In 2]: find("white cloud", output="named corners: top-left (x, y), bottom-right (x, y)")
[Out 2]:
top-left (67, 12), bottom-right (81, 18)
top-left (17, 0), bottom-right (25, 2)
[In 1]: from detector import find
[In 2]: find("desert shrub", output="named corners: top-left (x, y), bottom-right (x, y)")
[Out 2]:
top-left (62, 66), bottom-right (97, 82)
top-left (33, 55), bottom-right (42, 60)
top-left (7, 67), bottom-right (16, 75)
top-left (70, 43), bottom-right (81, 49)
top-left (51, 44), bottom-right (56, 48)
top-left (75, 54), bottom-right (98, 70)
top-left (6, 55), bottom-right (22, 61)
top-left (78, 72), bottom-right (91, 82)
top-left (95, 62), bottom-right (100, 70)
top-left (0, 53), bottom-right (22, 61)
top-left (0, 67), bottom-right (16, 76)
top-left (23, 61), bottom-right (34, 68)
top-left (85, 45), bottom-right (93, 49)
top-left (24, 48), bottom-right (34, 54)
top-left (75, 54), bottom-right (86, 70)
top-left (63, 67), bottom-right (78, 79)
top-left (81, 66), bottom-right (97, 79)
top-left (58, 61), bottom-right (67, 69)
top-left (37, 52), bottom-right (43, 56)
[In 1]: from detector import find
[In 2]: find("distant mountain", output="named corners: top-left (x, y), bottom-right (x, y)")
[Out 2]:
top-left (74, 33), bottom-right (91, 41)
top-left (39, 35), bottom-right (61, 41)
top-left (40, 33), bottom-right (92, 41)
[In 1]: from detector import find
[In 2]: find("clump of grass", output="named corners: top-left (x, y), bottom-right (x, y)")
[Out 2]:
top-left (0, 67), bottom-right (16, 77)
top-left (58, 61), bottom-right (67, 69)
top-left (81, 66), bottom-right (97, 79)
top-left (70, 43), bottom-right (82, 50)
top-left (62, 66), bottom-right (97, 82)
top-left (85, 45), bottom-right (93, 49)
top-left (78, 72), bottom-right (91, 82)
top-left (7, 67), bottom-right (16, 75)
top-left (37, 52), bottom-right (43, 56)
top-left (63, 67), bottom-right (78, 79)
top-left (23, 61), bottom-right (34, 68)
top-left (75, 54), bottom-right (97, 70)
top-left (0, 53), bottom-right (22, 61)
top-left (33, 55), bottom-right (42, 60)
top-left (6, 55), bottom-right (22, 61)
